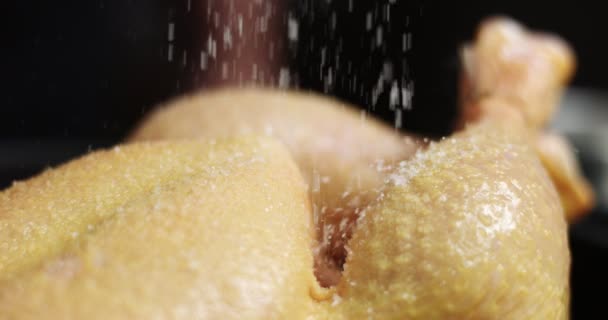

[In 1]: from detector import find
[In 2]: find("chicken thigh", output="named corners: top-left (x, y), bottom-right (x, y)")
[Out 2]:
top-left (459, 17), bottom-right (594, 221)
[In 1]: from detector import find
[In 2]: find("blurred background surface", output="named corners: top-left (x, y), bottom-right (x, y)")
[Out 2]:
top-left (2, 1), bottom-right (607, 318)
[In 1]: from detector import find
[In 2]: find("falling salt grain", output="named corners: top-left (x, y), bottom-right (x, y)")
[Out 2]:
top-left (376, 26), bottom-right (383, 47)
top-left (222, 63), bottom-right (228, 79)
top-left (288, 16), bottom-right (299, 41)
top-left (279, 67), bottom-right (290, 89)
top-left (394, 109), bottom-right (403, 129)
top-left (223, 27), bottom-right (233, 49)
top-left (168, 23), bottom-right (175, 42)
top-left (167, 44), bottom-right (174, 61)
top-left (366, 12), bottom-right (373, 31)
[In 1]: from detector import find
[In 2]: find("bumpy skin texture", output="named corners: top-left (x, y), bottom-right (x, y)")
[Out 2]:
top-left (0, 18), bottom-right (573, 319)
top-left (335, 120), bottom-right (570, 319)
top-left (459, 17), bottom-right (594, 222)
top-left (128, 88), bottom-right (421, 285)
top-left (0, 124), bottom-right (570, 319)
top-left (0, 137), bottom-right (320, 320)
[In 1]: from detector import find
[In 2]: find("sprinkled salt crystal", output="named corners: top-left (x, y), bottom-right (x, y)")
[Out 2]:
top-left (331, 294), bottom-right (342, 306)
top-left (222, 63), bottom-right (228, 79)
top-left (389, 81), bottom-right (399, 110)
top-left (278, 67), bottom-right (290, 88)
top-left (401, 292), bottom-right (417, 302)
top-left (376, 26), bottom-right (383, 46)
top-left (167, 44), bottom-right (174, 61)
top-left (366, 12), bottom-right (373, 31)
top-left (238, 14), bottom-right (243, 37)
top-left (288, 16), bottom-right (299, 41)
top-left (402, 84), bottom-right (413, 109)
top-left (389, 173), bottom-right (407, 186)
top-left (223, 27), bottom-right (233, 49)
top-left (311, 170), bottom-right (321, 193)
top-left (394, 109), bottom-right (403, 129)
top-left (168, 23), bottom-right (175, 42)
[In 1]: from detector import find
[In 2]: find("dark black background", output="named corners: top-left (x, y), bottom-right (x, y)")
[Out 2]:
top-left (4, 0), bottom-right (608, 140)
top-left (2, 1), bottom-right (607, 318)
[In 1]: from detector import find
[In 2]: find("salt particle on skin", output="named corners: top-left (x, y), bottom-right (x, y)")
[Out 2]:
top-left (288, 16), bottom-right (299, 41)
top-left (331, 294), bottom-right (342, 306)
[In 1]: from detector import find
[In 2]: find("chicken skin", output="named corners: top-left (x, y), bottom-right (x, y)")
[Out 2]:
top-left (128, 89), bottom-right (421, 285)
top-left (459, 17), bottom-right (594, 221)
top-left (0, 121), bottom-right (570, 319)
top-left (0, 17), bottom-right (586, 319)
top-left (334, 114), bottom-right (569, 319)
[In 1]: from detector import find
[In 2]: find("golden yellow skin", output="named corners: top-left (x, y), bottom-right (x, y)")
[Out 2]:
top-left (0, 124), bottom-right (570, 319)
top-left (0, 17), bottom-right (572, 319)
top-left (0, 137), bottom-right (321, 319)
top-left (0, 124), bottom-right (569, 320)
top-left (128, 88), bottom-right (421, 285)
top-left (334, 120), bottom-right (570, 319)
top-left (459, 17), bottom-right (594, 221)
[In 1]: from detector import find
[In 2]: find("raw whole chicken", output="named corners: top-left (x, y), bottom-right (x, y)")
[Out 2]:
top-left (0, 17), bottom-right (592, 319)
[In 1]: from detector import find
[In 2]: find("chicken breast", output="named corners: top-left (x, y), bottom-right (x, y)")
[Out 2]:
top-left (0, 137), bottom-right (321, 320)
